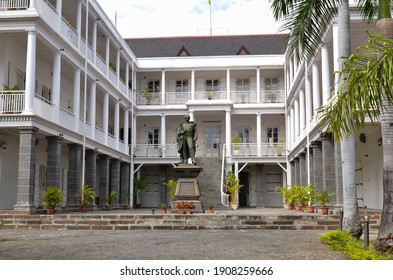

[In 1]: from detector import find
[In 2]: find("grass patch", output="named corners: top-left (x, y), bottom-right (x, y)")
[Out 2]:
top-left (320, 230), bottom-right (393, 260)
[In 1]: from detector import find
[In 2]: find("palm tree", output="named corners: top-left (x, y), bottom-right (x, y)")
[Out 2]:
top-left (269, 0), bottom-right (363, 237)
top-left (320, 9), bottom-right (393, 253)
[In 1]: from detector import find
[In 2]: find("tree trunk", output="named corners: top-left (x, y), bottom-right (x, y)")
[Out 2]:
top-left (339, 0), bottom-right (362, 238)
top-left (375, 17), bottom-right (393, 253)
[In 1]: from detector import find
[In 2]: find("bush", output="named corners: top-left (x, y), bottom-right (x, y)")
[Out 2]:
top-left (320, 230), bottom-right (390, 260)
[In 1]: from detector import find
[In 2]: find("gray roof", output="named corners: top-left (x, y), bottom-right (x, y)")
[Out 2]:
top-left (126, 34), bottom-right (288, 58)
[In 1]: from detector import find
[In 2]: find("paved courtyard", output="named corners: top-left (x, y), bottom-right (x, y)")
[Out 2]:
top-left (0, 229), bottom-right (346, 260)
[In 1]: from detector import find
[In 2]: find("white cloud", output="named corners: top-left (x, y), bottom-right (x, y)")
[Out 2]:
top-left (96, 0), bottom-right (282, 38)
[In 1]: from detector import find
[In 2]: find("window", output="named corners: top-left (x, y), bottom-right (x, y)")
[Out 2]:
top-left (267, 127), bottom-right (278, 144)
top-left (147, 128), bottom-right (159, 146)
top-left (175, 80), bottom-right (189, 93)
top-left (205, 79), bottom-right (220, 91)
top-left (237, 127), bottom-right (250, 143)
top-left (147, 80), bottom-right (160, 93)
top-left (205, 127), bottom-right (220, 149)
top-left (265, 78), bottom-right (279, 90)
top-left (267, 171), bottom-right (282, 192)
top-left (236, 79), bottom-right (250, 92)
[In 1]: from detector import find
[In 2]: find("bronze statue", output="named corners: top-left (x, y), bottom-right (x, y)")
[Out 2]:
top-left (177, 115), bottom-right (198, 165)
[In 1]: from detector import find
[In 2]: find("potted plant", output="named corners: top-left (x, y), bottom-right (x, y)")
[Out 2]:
top-left (315, 189), bottom-right (335, 215)
top-left (224, 171), bottom-right (244, 210)
top-left (163, 179), bottom-right (177, 207)
top-left (274, 185), bottom-right (295, 210)
top-left (76, 184), bottom-right (96, 212)
top-left (175, 201), bottom-right (186, 214)
top-left (208, 204), bottom-right (215, 213)
top-left (291, 185), bottom-right (304, 211)
top-left (134, 177), bottom-right (150, 208)
top-left (205, 90), bottom-right (216, 100)
top-left (121, 192), bottom-right (130, 209)
top-left (143, 87), bottom-right (154, 105)
top-left (232, 134), bottom-right (241, 154)
top-left (161, 203), bottom-right (167, 214)
top-left (272, 139), bottom-right (285, 156)
top-left (41, 186), bottom-right (63, 214)
top-left (265, 90), bottom-right (278, 102)
top-left (104, 191), bottom-right (118, 211)
top-left (304, 184), bottom-right (315, 213)
top-left (239, 92), bottom-right (247, 103)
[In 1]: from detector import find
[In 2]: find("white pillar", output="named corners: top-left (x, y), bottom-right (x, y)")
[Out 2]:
top-left (29, 0), bottom-right (37, 9)
top-left (116, 49), bottom-right (121, 86)
top-left (256, 67), bottom-right (261, 103)
top-left (76, 0), bottom-right (82, 49)
top-left (332, 21), bottom-right (340, 94)
top-left (161, 114), bottom-right (166, 156)
top-left (89, 80), bottom-right (96, 139)
top-left (124, 109), bottom-right (129, 154)
top-left (225, 110), bottom-right (231, 156)
top-left (226, 69), bottom-right (231, 100)
top-left (287, 111), bottom-right (291, 150)
top-left (56, 0), bottom-right (62, 30)
top-left (312, 62), bottom-right (321, 116)
top-left (92, 20), bottom-right (98, 64)
top-left (294, 97), bottom-right (299, 137)
top-left (299, 89), bottom-right (305, 133)
top-left (191, 70), bottom-right (195, 100)
top-left (73, 69), bottom-right (81, 131)
top-left (256, 112), bottom-right (262, 157)
top-left (306, 74), bottom-right (313, 123)
top-left (24, 31), bottom-right (36, 114)
top-left (321, 45), bottom-right (330, 106)
top-left (105, 37), bottom-right (110, 76)
top-left (52, 50), bottom-right (61, 123)
top-left (125, 62), bottom-right (130, 96)
top-left (161, 69), bottom-right (166, 105)
top-left (290, 105), bottom-right (295, 145)
top-left (114, 99), bottom-right (120, 149)
top-left (289, 58), bottom-right (294, 85)
top-left (103, 92), bottom-right (109, 145)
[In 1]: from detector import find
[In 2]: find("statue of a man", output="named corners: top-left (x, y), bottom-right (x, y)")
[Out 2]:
top-left (177, 115), bottom-right (198, 165)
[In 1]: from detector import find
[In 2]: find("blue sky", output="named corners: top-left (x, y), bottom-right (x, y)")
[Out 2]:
top-left (96, 0), bottom-right (282, 38)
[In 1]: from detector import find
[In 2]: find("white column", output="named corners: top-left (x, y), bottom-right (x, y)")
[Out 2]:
top-left (332, 21), bottom-right (340, 94)
top-left (73, 69), bottom-right (81, 131)
top-left (289, 58), bottom-right (294, 85)
top-left (124, 109), bottom-right (129, 154)
top-left (52, 50), bottom-right (62, 123)
top-left (191, 70), bottom-right (195, 100)
top-left (226, 69), bottom-right (231, 100)
top-left (290, 105), bottom-right (295, 145)
top-left (312, 62), bottom-right (321, 116)
top-left (321, 45), bottom-right (330, 106)
top-left (76, 0), bottom-right (82, 49)
top-left (294, 97), bottom-right (299, 137)
top-left (161, 114), bottom-right (166, 156)
top-left (56, 0), bottom-right (62, 30)
top-left (225, 110), bottom-right (231, 156)
top-left (125, 62), bottom-right (130, 96)
top-left (256, 67), bottom-right (261, 103)
top-left (105, 37), bottom-right (110, 76)
top-left (189, 111), bottom-right (194, 122)
top-left (299, 89), bottom-right (305, 133)
top-left (103, 92), bottom-right (109, 145)
top-left (306, 74), bottom-right (313, 123)
top-left (24, 31), bottom-right (36, 114)
top-left (92, 20), bottom-right (98, 64)
top-left (256, 112), bottom-right (262, 157)
top-left (29, 0), bottom-right (36, 9)
top-left (116, 49), bottom-right (121, 86)
top-left (89, 80), bottom-right (96, 139)
top-left (161, 69), bottom-right (166, 104)
top-left (287, 111), bottom-right (291, 150)
top-left (114, 99), bottom-right (120, 149)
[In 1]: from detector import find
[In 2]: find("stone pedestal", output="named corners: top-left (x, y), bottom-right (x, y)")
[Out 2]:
top-left (171, 164), bottom-right (204, 213)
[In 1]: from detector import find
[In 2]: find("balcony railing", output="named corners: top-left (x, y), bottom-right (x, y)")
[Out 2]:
top-left (133, 143), bottom-right (286, 158)
top-left (135, 90), bottom-right (286, 105)
top-left (0, 0), bottom-right (29, 10)
top-left (0, 92), bottom-right (24, 113)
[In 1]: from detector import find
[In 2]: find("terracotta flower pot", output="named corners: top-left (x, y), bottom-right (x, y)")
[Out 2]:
top-left (306, 205), bottom-right (315, 213)
top-left (45, 205), bottom-right (55, 214)
top-left (321, 206), bottom-right (329, 215)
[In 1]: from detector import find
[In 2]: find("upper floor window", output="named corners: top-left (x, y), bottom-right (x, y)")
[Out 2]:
top-left (176, 80), bottom-right (189, 93)
top-left (267, 127), bottom-right (278, 144)
top-left (237, 127), bottom-right (250, 143)
top-left (236, 79), bottom-right (250, 92)
top-left (205, 79), bottom-right (220, 91)
top-left (265, 78), bottom-right (279, 90)
top-left (148, 80), bottom-right (160, 93)
top-left (147, 128), bottom-right (159, 146)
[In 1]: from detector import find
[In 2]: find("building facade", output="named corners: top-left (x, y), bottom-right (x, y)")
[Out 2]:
top-left (0, 1), bottom-right (383, 212)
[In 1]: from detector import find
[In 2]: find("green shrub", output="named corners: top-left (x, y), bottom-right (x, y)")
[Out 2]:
top-left (320, 230), bottom-right (389, 260)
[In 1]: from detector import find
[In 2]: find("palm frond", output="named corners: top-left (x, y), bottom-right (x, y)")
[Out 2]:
top-left (318, 31), bottom-right (393, 141)
top-left (357, 0), bottom-right (379, 22)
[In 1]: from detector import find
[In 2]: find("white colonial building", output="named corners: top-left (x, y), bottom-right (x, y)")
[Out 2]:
top-left (0, 0), bottom-right (383, 212)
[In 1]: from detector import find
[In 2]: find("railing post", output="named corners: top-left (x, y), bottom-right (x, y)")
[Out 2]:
top-left (364, 216), bottom-right (369, 250)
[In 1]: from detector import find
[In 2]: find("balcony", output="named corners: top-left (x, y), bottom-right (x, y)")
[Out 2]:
top-left (135, 90), bottom-right (285, 106)
top-left (0, 0), bottom-right (29, 10)
top-left (0, 92), bottom-right (24, 114)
